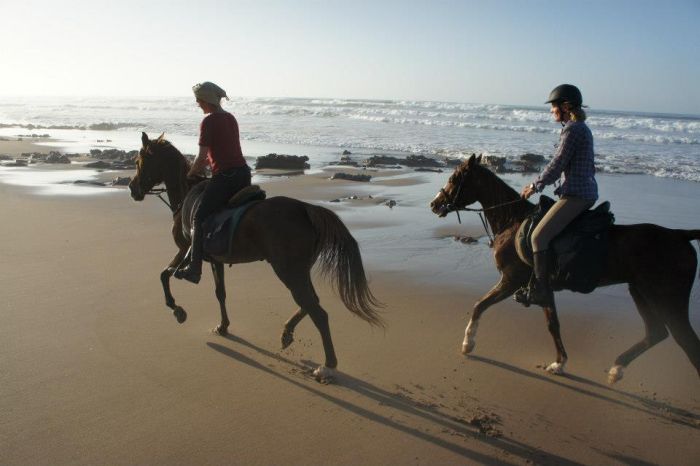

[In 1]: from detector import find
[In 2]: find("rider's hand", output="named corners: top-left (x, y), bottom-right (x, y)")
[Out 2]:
top-left (521, 183), bottom-right (536, 199)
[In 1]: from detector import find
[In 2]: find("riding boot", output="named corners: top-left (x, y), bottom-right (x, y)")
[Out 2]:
top-left (175, 225), bottom-right (203, 284)
top-left (528, 250), bottom-right (555, 307)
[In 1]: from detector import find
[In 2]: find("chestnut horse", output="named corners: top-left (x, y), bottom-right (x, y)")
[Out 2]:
top-left (129, 133), bottom-right (383, 379)
top-left (430, 155), bottom-right (700, 383)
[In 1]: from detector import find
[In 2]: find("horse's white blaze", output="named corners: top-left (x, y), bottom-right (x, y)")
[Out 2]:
top-left (608, 365), bottom-right (624, 384)
top-left (546, 362), bottom-right (565, 374)
top-left (462, 319), bottom-right (479, 354)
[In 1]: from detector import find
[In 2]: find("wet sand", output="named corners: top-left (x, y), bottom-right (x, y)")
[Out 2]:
top-left (1, 140), bottom-right (699, 465)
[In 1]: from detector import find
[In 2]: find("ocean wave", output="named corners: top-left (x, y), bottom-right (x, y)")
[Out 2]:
top-left (0, 122), bottom-right (146, 131)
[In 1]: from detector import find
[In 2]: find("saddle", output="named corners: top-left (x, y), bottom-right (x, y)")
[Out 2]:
top-left (202, 185), bottom-right (267, 257)
top-left (515, 195), bottom-right (615, 293)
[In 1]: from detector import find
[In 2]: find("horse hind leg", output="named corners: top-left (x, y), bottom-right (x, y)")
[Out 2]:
top-left (608, 285), bottom-right (669, 384)
top-left (281, 308), bottom-right (308, 349)
top-left (664, 307), bottom-right (700, 379)
top-left (273, 263), bottom-right (337, 381)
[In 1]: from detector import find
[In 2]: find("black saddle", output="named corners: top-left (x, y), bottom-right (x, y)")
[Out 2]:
top-left (516, 195), bottom-right (615, 293)
top-left (202, 186), bottom-right (267, 257)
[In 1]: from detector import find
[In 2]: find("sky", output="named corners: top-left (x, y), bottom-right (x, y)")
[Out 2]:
top-left (1, 0), bottom-right (698, 114)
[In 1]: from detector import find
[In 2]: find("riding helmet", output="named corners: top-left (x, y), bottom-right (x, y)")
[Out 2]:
top-left (545, 84), bottom-right (583, 107)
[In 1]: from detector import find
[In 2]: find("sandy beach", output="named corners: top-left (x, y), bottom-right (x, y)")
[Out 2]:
top-left (1, 138), bottom-right (699, 466)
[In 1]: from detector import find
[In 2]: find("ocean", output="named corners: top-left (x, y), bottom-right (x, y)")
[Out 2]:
top-left (0, 96), bottom-right (699, 182)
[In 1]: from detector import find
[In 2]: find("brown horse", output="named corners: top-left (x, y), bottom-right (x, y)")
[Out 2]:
top-left (128, 133), bottom-right (383, 380)
top-left (430, 154), bottom-right (700, 383)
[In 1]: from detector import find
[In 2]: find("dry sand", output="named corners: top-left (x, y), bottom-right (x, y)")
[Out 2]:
top-left (1, 140), bottom-right (699, 465)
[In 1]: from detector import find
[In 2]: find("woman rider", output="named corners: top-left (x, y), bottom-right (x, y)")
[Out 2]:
top-left (517, 84), bottom-right (598, 306)
top-left (175, 81), bottom-right (252, 284)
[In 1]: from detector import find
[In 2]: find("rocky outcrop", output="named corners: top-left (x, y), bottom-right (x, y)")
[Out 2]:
top-left (255, 153), bottom-right (310, 170)
top-left (331, 172), bottom-right (372, 182)
top-left (46, 152), bottom-right (71, 164)
top-left (111, 176), bottom-right (131, 186)
top-left (364, 154), bottom-right (444, 168)
top-left (85, 160), bottom-right (112, 169)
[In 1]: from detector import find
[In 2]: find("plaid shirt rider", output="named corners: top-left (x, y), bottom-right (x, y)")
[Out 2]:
top-left (533, 120), bottom-right (598, 201)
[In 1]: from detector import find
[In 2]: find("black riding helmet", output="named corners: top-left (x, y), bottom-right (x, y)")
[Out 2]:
top-left (545, 84), bottom-right (583, 107)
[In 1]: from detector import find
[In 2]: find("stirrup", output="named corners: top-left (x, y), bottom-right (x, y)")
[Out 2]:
top-left (513, 287), bottom-right (531, 307)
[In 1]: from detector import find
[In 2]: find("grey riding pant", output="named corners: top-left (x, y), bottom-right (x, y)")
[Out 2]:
top-left (531, 196), bottom-right (595, 252)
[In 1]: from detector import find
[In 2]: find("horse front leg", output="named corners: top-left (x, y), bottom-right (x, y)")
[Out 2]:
top-left (211, 261), bottom-right (230, 335)
top-left (161, 248), bottom-right (188, 324)
top-left (542, 304), bottom-right (567, 374)
top-left (463, 275), bottom-right (520, 354)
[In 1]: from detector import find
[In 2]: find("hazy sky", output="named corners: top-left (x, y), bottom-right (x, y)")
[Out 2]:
top-left (2, 0), bottom-right (698, 114)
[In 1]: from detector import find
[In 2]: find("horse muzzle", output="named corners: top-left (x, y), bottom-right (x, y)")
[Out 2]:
top-left (128, 180), bottom-right (145, 201)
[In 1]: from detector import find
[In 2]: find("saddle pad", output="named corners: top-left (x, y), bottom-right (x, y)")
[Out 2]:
top-left (203, 198), bottom-right (264, 257)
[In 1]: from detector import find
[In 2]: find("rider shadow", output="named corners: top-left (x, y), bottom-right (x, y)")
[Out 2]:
top-left (468, 354), bottom-right (699, 429)
top-left (208, 335), bottom-right (584, 466)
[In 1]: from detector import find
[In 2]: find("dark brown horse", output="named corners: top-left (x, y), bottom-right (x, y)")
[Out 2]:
top-left (129, 133), bottom-right (383, 380)
top-left (430, 154), bottom-right (700, 383)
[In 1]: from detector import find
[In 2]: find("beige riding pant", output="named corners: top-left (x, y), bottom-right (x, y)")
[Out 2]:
top-left (531, 197), bottom-right (595, 252)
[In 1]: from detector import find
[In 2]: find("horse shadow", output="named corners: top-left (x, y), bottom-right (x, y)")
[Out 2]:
top-left (209, 334), bottom-right (585, 466)
top-left (467, 354), bottom-right (699, 429)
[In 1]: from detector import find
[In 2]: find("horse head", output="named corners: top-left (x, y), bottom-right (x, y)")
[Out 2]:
top-left (129, 132), bottom-right (180, 201)
top-left (430, 154), bottom-right (484, 217)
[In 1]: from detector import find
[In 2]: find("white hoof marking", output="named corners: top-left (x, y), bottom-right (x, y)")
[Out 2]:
top-left (608, 365), bottom-right (624, 384)
top-left (463, 319), bottom-right (479, 355)
top-left (313, 366), bottom-right (336, 383)
top-left (546, 362), bottom-right (565, 375)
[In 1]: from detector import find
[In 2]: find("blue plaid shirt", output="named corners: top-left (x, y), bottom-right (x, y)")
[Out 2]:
top-left (533, 121), bottom-right (598, 201)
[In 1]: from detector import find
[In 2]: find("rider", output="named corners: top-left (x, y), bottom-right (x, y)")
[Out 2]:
top-left (175, 81), bottom-right (252, 284)
top-left (518, 84), bottom-right (598, 306)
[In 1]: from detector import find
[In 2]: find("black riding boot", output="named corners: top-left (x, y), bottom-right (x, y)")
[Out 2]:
top-left (175, 226), bottom-right (203, 284)
top-left (527, 250), bottom-right (555, 307)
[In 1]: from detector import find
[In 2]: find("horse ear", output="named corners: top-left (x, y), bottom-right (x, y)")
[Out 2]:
top-left (476, 154), bottom-right (483, 164)
top-left (156, 132), bottom-right (165, 143)
top-left (141, 132), bottom-right (149, 147)
top-left (467, 154), bottom-right (476, 167)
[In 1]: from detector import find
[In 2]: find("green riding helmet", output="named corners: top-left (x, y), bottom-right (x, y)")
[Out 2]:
top-left (545, 84), bottom-right (583, 107)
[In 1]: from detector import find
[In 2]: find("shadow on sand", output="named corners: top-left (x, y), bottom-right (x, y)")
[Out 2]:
top-left (208, 334), bottom-right (585, 466)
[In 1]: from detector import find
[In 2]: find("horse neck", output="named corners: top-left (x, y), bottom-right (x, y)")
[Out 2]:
top-left (475, 169), bottom-right (531, 235)
top-left (162, 153), bottom-right (191, 213)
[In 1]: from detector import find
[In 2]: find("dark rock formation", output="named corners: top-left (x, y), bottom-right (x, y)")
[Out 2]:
top-left (111, 176), bottom-right (132, 186)
top-left (330, 172), bottom-right (371, 182)
top-left (46, 152), bottom-right (71, 164)
top-left (85, 160), bottom-right (112, 169)
top-left (255, 153), bottom-right (310, 170)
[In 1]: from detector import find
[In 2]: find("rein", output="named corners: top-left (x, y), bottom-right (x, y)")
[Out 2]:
top-left (146, 187), bottom-right (178, 212)
top-left (441, 185), bottom-right (525, 245)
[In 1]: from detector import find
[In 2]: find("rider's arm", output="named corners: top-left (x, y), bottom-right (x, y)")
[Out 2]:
top-left (533, 123), bottom-right (579, 192)
top-left (187, 145), bottom-right (210, 177)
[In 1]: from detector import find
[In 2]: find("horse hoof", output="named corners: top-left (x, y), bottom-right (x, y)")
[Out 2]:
top-left (281, 331), bottom-right (294, 349)
top-left (173, 307), bottom-right (187, 324)
top-left (313, 366), bottom-right (336, 384)
top-left (462, 341), bottom-right (475, 355)
top-left (212, 325), bottom-right (228, 336)
top-left (545, 362), bottom-right (565, 375)
top-left (608, 365), bottom-right (624, 384)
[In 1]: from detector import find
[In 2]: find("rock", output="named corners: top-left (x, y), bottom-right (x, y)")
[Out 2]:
top-left (85, 160), bottom-right (112, 168)
top-left (481, 155), bottom-right (507, 173)
top-left (364, 155), bottom-right (404, 167)
top-left (331, 172), bottom-right (371, 182)
top-left (331, 155), bottom-right (359, 167)
top-left (365, 154), bottom-right (444, 168)
top-left (403, 155), bottom-right (443, 167)
top-left (414, 167), bottom-right (443, 173)
top-left (1, 159), bottom-right (28, 167)
top-left (255, 153), bottom-right (310, 170)
top-left (520, 153), bottom-right (546, 164)
top-left (73, 180), bottom-right (105, 186)
top-left (385, 200), bottom-right (397, 209)
top-left (342, 149), bottom-right (352, 155)
top-left (111, 176), bottom-right (131, 186)
top-left (454, 235), bottom-right (478, 244)
top-left (45, 152), bottom-right (71, 164)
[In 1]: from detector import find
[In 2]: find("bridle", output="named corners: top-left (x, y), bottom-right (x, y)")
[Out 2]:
top-left (439, 172), bottom-right (525, 245)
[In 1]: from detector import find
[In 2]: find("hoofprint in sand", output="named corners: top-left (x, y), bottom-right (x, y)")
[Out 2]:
top-left (1, 138), bottom-right (699, 465)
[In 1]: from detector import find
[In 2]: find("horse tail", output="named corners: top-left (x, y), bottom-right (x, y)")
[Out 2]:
top-left (304, 204), bottom-right (385, 328)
